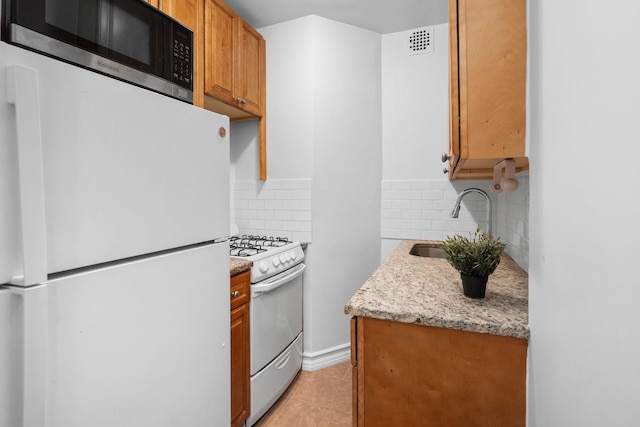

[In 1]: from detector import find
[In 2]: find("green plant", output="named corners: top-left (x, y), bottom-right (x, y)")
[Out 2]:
top-left (440, 229), bottom-right (506, 278)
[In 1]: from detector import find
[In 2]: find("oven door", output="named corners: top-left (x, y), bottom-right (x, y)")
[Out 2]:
top-left (250, 263), bottom-right (305, 375)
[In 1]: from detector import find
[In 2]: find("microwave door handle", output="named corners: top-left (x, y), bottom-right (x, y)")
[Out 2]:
top-left (251, 264), bottom-right (306, 297)
top-left (6, 65), bottom-right (48, 286)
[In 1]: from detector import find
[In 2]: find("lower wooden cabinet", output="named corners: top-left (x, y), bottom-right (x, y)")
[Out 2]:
top-left (351, 316), bottom-right (527, 427)
top-left (231, 271), bottom-right (250, 427)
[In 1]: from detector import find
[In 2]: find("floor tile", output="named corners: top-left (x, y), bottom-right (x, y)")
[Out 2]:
top-left (252, 361), bottom-right (352, 427)
top-left (328, 379), bottom-right (352, 414)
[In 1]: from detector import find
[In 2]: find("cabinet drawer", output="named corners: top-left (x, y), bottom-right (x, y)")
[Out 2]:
top-left (230, 270), bottom-right (250, 309)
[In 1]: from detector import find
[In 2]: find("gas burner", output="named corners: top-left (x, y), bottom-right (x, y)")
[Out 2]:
top-left (230, 235), bottom-right (292, 250)
top-left (230, 246), bottom-right (266, 257)
top-left (238, 235), bottom-right (290, 247)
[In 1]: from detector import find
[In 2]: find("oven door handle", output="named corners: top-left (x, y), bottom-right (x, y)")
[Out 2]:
top-left (251, 264), bottom-right (306, 297)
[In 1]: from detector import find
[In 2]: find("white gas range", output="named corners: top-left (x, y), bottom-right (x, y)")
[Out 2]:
top-left (230, 235), bottom-right (305, 284)
top-left (229, 235), bottom-right (305, 426)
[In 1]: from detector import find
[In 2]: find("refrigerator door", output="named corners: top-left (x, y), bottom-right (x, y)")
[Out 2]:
top-left (27, 242), bottom-right (229, 427)
top-left (0, 288), bottom-right (24, 427)
top-left (1, 48), bottom-right (230, 285)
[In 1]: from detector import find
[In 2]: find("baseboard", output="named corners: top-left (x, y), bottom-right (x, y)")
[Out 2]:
top-left (301, 342), bottom-right (351, 372)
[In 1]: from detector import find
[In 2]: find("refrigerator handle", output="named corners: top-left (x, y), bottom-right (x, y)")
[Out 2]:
top-left (11, 284), bottom-right (48, 427)
top-left (6, 65), bottom-right (48, 286)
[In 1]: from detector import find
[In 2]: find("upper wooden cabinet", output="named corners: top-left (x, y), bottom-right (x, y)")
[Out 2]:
top-left (204, 0), bottom-right (266, 119)
top-left (447, 0), bottom-right (528, 180)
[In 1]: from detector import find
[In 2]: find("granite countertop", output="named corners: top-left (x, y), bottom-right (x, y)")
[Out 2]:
top-left (344, 240), bottom-right (529, 340)
top-left (230, 259), bottom-right (252, 277)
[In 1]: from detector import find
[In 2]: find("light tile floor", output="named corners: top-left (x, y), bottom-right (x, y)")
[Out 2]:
top-left (253, 361), bottom-right (352, 427)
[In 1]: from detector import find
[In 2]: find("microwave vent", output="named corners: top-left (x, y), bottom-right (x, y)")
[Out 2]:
top-left (407, 27), bottom-right (434, 55)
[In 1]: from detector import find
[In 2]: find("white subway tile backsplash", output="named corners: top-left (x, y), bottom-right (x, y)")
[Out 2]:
top-left (382, 209), bottom-right (402, 219)
top-left (232, 176), bottom-right (529, 270)
top-left (391, 200), bottom-right (412, 210)
top-left (421, 189), bottom-right (444, 200)
top-left (292, 210), bottom-right (312, 221)
top-left (274, 189), bottom-right (294, 200)
top-left (265, 200), bottom-right (283, 210)
top-left (411, 200), bottom-right (434, 210)
top-left (232, 179), bottom-right (313, 243)
top-left (274, 210), bottom-right (293, 220)
top-left (401, 210), bottom-right (421, 220)
top-left (381, 176), bottom-right (529, 272)
top-left (247, 200), bottom-right (266, 210)
top-left (420, 230), bottom-right (445, 241)
top-left (421, 211), bottom-right (441, 220)
top-left (282, 199), bottom-right (312, 211)
top-left (411, 181), bottom-right (434, 190)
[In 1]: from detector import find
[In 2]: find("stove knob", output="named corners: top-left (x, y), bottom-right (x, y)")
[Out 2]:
top-left (272, 257), bottom-right (280, 267)
top-left (290, 251), bottom-right (297, 260)
top-left (259, 261), bottom-right (269, 273)
top-left (279, 254), bottom-right (286, 264)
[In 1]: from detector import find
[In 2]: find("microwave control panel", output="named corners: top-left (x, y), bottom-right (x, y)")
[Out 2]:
top-left (172, 40), bottom-right (191, 89)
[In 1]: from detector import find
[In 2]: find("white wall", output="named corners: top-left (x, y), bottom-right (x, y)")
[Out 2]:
top-left (307, 17), bottom-right (382, 362)
top-left (528, 0), bottom-right (640, 425)
top-left (258, 18), bottom-right (315, 180)
top-left (238, 16), bottom-right (382, 368)
top-left (382, 24), bottom-right (450, 180)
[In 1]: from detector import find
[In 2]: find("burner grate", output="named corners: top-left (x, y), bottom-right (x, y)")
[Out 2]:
top-left (229, 235), bottom-right (292, 257)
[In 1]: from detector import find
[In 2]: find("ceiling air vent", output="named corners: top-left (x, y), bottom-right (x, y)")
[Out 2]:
top-left (407, 27), bottom-right (434, 55)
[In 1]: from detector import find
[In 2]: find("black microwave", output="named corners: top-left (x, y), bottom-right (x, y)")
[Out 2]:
top-left (1, 0), bottom-right (193, 103)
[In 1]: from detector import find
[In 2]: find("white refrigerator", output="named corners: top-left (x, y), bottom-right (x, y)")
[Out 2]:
top-left (0, 26), bottom-right (231, 427)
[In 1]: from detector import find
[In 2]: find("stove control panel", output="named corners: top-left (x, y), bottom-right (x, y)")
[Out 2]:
top-left (250, 245), bottom-right (305, 283)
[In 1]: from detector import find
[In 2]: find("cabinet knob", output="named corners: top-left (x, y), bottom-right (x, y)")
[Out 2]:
top-left (218, 127), bottom-right (227, 138)
top-left (235, 97), bottom-right (247, 104)
top-left (232, 290), bottom-right (240, 299)
top-left (441, 153), bottom-right (450, 163)
top-left (443, 168), bottom-right (449, 175)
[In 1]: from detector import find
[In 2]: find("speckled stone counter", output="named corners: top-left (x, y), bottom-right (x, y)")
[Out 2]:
top-left (230, 259), bottom-right (252, 277)
top-left (344, 240), bottom-right (529, 340)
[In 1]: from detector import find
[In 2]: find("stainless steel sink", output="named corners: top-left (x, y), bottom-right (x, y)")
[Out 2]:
top-left (409, 244), bottom-right (447, 259)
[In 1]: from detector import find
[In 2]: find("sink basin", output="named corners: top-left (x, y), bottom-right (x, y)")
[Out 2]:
top-left (409, 244), bottom-right (447, 259)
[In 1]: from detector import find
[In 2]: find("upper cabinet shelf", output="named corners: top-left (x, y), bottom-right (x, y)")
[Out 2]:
top-left (447, 0), bottom-right (529, 180)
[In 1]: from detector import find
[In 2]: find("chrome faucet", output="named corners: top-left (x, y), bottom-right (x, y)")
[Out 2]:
top-left (450, 188), bottom-right (492, 237)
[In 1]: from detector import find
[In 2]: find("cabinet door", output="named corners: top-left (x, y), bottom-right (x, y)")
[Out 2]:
top-left (449, 0), bottom-right (527, 179)
top-left (230, 271), bottom-right (250, 310)
top-left (234, 19), bottom-right (264, 116)
top-left (230, 303), bottom-right (250, 427)
top-left (355, 317), bottom-right (526, 427)
top-left (205, 0), bottom-right (237, 106)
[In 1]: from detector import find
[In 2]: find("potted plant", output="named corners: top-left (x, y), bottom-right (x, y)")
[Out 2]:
top-left (440, 229), bottom-right (506, 298)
